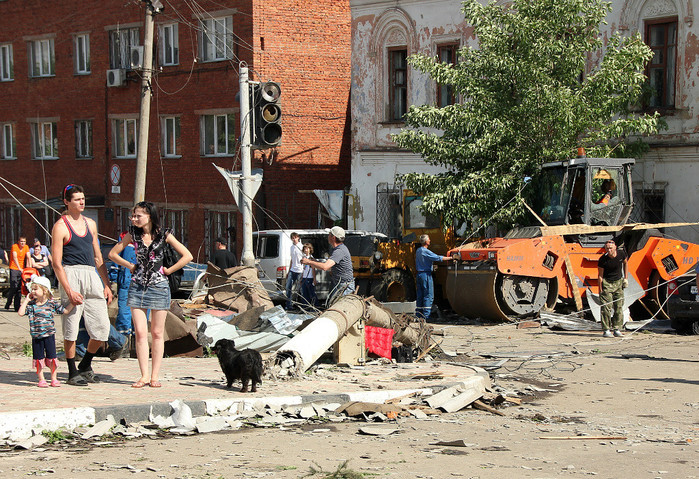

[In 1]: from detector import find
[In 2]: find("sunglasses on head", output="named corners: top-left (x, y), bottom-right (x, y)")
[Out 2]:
top-left (63, 184), bottom-right (75, 196)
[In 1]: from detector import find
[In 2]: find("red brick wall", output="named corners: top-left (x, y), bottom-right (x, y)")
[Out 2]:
top-left (0, 0), bottom-right (351, 259)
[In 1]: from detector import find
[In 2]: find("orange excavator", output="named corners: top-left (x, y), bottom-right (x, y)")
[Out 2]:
top-left (445, 153), bottom-right (699, 321)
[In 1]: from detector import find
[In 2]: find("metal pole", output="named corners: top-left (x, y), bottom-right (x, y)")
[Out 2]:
top-left (133, 4), bottom-right (156, 203)
top-left (239, 65), bottom-right (254, 267)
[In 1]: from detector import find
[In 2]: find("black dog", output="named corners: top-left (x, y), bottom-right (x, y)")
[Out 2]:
top-left (212, 339), bottom-right (263, 393)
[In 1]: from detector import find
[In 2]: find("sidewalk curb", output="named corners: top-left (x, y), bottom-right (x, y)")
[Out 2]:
top-left (1, 372), bottom-right (490, 441)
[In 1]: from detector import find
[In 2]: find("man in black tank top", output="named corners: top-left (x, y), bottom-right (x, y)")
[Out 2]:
top-left (51, 185), bottom-right (113, 386)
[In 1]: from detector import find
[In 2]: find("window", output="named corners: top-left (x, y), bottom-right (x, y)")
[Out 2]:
top-left (75, 120), bottom-right (92, 158)
top-left (437, 43), bottom-right (458, 107)
top-left (388, 48), bottom-right (407, 121)
top-left (30, 121), bottom-right (58, 159)
top-left (162, 116), bottom-right (180, 157)
top-left (74, 34), bottom-right (90, 74)
top-left (200, 16), bottom-right (233, 62)
top-left (0, 43), bottom-right (13, 81)
top-left (0, 205), bottom-right (21, 251)
top-left (1, 123), bottom-right (15, 159)
top-left (159, 23), bottom-right (179, 66)
top-left (161, 208), bottom-right (188, 245)
top-left (201, 113), bottom-right (235, 156)
top-left (109, 27), bottom-right (140, 69)
top-left (645, 19), bottom-right (677, 109)
top-left (28, 38), bottom-right (55, 77)
top-left (113, 118), bottom-right (137, 158)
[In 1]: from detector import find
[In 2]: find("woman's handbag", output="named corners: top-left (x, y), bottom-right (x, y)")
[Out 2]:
top-left (163, 243), bottom-right (183, 293)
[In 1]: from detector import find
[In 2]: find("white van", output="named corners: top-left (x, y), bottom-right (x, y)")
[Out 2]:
top-left (252, 229), bottom-right (386, 304)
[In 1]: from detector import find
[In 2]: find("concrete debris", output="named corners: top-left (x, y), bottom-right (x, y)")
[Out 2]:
top-left (14, 434), bottom-right (48, 450)
top-left (195, 417), bottom-right (230, 434)
top-left (440, 389), bottom-right (484, 413)
top-left (82, 415), bottom-right (117, 439)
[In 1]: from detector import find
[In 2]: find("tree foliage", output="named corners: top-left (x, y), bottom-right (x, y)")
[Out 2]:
top-left (393, 0), bottom-right (659, 229)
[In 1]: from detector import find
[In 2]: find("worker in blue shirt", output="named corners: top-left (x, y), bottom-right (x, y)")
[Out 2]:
top-left (415, 234), bottom-right (455, 319)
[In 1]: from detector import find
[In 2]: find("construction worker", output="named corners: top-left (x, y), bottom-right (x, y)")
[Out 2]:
top-left (415, 234), bottom-right (455, 319)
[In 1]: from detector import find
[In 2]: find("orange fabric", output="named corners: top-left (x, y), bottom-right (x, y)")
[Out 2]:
top-left (10, 244), bottom-right (29, 270)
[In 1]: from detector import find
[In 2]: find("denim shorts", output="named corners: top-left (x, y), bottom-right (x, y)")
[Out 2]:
top-left (127, 281), bottom-right (171, 310)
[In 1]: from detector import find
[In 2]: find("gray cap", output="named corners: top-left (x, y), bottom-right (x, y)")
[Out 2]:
top-left (329, 226), bottom-right (346, 241)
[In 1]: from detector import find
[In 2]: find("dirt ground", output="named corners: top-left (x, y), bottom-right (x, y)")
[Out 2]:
top-left (1, 311), bottom-right (698, 479)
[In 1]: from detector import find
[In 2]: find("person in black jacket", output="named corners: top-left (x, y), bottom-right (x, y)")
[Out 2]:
top-left (212, 237), bottom-right (238, 269)
top-left (597, 239), bottom-right (628, 338)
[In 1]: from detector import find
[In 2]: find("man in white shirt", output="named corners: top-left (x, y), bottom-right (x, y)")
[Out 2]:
top-left (285, 232), bottom-right (303, 310)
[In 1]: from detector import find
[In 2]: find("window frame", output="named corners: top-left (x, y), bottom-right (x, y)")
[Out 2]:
top-left (0, 43), bottom-right (13, 81)
top-left (75, 120), bottom-right (93, 159)
top-left (644, 17), bottom-right (677, 111)
top-left (159, 22), bottom-right (179, 66)
top-left (1, 123), bottom-right (16, 160)
top-left (162, 115), bottom-right (181, 157)
top-left (113, 118), bottom-right (138, 158)
top-left (161, 208), bottom-right (189, 245)
top-left (74, 33), bottom-right (91, 74)
top-left (200, 113), bottom-right (236, 156)
top-left (30, 121), bottom-right (58, 160)
top-left (387, 47), bottom-right (408, 122)
top-left (109, 27), bottom-right (140, 70)
top-left (436, 43), bottom-right (459, 107)
top-left (28, 38), bottom-right (55, 78)
top-left (199, 16), bottom-right (233, 62)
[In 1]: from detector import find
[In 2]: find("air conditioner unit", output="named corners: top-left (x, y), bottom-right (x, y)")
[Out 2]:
top-left (106, 69), bottom-right (126, 87)
top-left (130, 46), bottom-right (144, 69)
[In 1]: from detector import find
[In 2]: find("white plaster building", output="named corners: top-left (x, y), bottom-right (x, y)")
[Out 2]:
top-left (349, 0), bottom-right (472, 236)
top-left (606, 0), bottom-right (699, 243)
top-left (350, 0), bottom-right (699, 242)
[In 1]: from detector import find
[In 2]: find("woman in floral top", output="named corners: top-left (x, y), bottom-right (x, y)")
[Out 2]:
top-left (109, 202), bottom-right (192, 388)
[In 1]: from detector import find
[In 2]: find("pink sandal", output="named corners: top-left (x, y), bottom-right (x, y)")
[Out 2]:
top-left (50, 379), bottom-right (61, 387)
top-left (37, 380), bottom-right (49, 388)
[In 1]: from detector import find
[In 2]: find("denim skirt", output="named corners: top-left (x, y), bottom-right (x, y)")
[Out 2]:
top-left (127, 281), bottom-right (171, 310)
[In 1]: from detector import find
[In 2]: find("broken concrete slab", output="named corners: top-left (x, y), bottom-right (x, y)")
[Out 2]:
top-left (82, 415), bottom-right (117, 439)
top-left (440, 389), bottom-right (483, 413)
top-left (14, 434), bottom-right (48, 450)
top-left (195, 417), bottom-right (230, 434)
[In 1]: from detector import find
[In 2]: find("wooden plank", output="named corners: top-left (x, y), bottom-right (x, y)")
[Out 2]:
top-left (539, 222), bottom-right (699, 237)
top-left (563, 254), bottom-right (583, 311)
top-left (472, 399), bottom-right (505, 416)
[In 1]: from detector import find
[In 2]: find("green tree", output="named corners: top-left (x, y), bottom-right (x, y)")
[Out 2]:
top-left (394, 0), bottom-right (659, 229)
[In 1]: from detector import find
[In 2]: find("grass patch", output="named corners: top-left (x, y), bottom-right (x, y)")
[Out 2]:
top-left (41, 429), bottom-right (71, 444)
top-left (304, 460), bottom-right (367, 479)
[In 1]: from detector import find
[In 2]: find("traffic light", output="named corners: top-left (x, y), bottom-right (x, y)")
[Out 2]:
top-left (251, 81), bottom-right (282, 149)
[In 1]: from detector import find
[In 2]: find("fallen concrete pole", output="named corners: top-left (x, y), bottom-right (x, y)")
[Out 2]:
top-left (272, 295), bottom-right (366, 374)
top-left (363, 298), bottom-right (427, 349)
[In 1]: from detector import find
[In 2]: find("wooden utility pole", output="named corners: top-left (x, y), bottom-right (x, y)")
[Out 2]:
top-left (133, 1), bottom-right (161, 203)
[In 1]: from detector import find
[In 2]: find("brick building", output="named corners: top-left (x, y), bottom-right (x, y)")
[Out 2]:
top-left (0, 0), bottom-right (351, 261)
